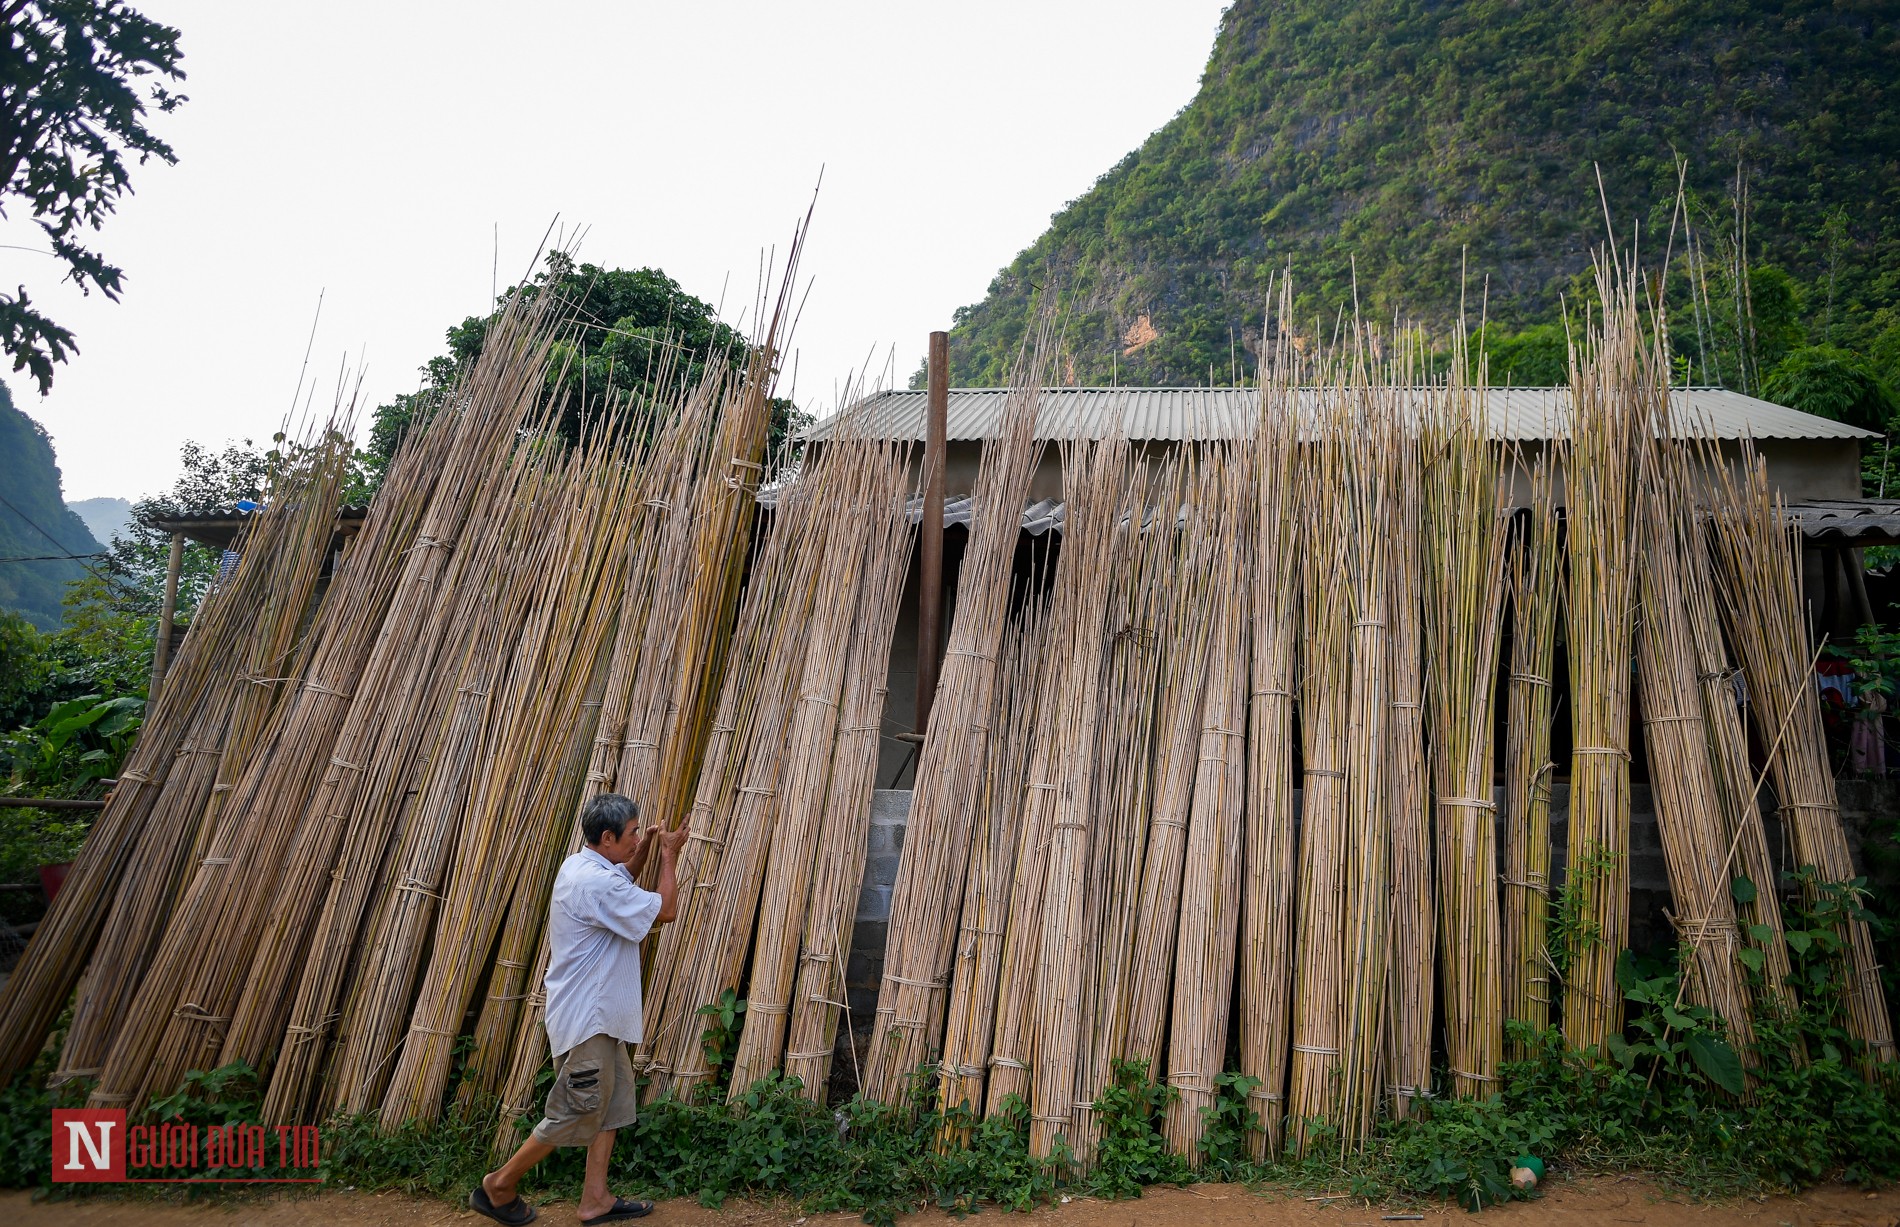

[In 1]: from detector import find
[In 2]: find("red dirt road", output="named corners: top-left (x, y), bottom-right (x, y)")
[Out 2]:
top-left (6, 1178), bottom-right (1900, 1226)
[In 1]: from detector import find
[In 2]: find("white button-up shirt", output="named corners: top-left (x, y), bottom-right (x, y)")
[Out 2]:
top-left (542, 846), bottom-right (663, 1058)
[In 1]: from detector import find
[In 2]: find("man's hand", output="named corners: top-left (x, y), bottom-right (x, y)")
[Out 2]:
top-left (621, 823), bottom-right (660, 875)
top-left (660, 824), bottom-right (690, 858)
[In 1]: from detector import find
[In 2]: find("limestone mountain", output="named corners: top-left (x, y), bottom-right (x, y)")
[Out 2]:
top-left (0, 387), bottom-right (103, 629)
top-left (939, 0), bottom-right (1900, 387)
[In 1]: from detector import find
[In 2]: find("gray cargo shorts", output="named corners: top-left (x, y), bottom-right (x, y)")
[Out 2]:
top-left (531, 1033), bottom-right (639, 1145)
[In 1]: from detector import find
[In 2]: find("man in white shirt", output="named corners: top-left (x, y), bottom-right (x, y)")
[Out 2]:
top-left (472, 793), bottom-right (686, 1226)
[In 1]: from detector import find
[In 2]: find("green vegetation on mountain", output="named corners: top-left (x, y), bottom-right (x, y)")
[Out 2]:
top-left (939, 0), bottom-right (1900, 406)
top-left (0, 385), bottom-right (101, 630)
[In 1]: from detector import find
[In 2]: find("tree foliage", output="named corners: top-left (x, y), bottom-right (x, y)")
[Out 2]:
top-left (366, 255), bottom-right (808, 478)
top-left (0, 0), bottom-right (186, 393)
top-left (1762, 345), bottom-right (1898, 432)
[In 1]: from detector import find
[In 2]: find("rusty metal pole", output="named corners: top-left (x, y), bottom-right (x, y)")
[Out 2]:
top-left (916, 331), bottom-right (949, 736)
top-left (148, 531), bottom-right (184, 702)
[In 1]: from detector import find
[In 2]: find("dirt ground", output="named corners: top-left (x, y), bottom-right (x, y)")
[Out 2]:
top-left (6, 1177), bottom-right (1900, 1227)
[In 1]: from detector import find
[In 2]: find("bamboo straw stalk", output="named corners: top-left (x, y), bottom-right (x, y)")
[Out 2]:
top-left (1337, 374), bottom-right (1395, 1150)
top-left (379, 444), bottom-right (637, 1125)
top-left (1027, 439), bottom-right (1130, 1161)
top-left (1707, 448), bottom-right (1896, 1067)
top-left (1502, 458), bottom-right (1560, 1053)
top-left (1383, 376), bottom-right (1433, 1123)
top-left (782, 452), bottom-right (921, 1101)
top-left (1287, 403), bottom-right (1352, 1153)
top-left (1560, 270), bottom-right (1643, 1053)
top-left (1240, 354), bottom-right (1302, 1155)
top-left (981, 565), bottom-right (1083, 1115)
top-left (1674, 451), bottom-right (1792, 1008)
top-left (1162, 448), bottom-right (1251, 1160)
top-left (1118, 459), bottom-right (1222, 1078)
top-left (863, 329), bottom-right (1053, 1106)
top-left (56, 430), bottom-right (355, 1081)
top-left (934, 589), bottom-right (1044, 1126)
top-left (729, 439), bottom-right (911, 1095)
top-left (1069, 462), bottom-right (1180, 1161)
top-left (1424, 366), bottom-right (1510, 1100)
top-left (80, 339), bottom-right (490, 1111)
top-left (1634, 442), bottom-right (1755, 1053)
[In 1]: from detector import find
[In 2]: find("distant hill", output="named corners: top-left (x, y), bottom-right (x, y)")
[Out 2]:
top-left (940, 0), bottom-right (1900, 386)
top-left (0, 387), bottom-right (103, 630)
top-left (68, 497), bottom-right (133, 547)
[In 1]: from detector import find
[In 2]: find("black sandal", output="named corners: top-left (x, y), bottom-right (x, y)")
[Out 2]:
top-left (580, 1197), bottom-right (654, 1224)
top-left (469, 1184), bottom-right (538, 1225)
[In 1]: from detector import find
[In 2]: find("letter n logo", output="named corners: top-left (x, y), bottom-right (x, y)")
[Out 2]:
top-left (51, 1109), bottom-right (125, 1182)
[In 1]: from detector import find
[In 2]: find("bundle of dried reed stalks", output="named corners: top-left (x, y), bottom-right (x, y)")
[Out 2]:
top-left (1383, 356), bottom-right (1433, 1123)
top-left (780, 458), bottom-right (920, 1100)
top-left (863, 331), bottom-right (1052, 1106)
top-left (1635, 437), bottom-right (1755, 1053)
top-left (1560, 270), bottom-right (1643, 1052)
top-left (1286, 397), bottom-right (1352, 1154)
top-left (934, 589), bottom-right (1047, 1130)
top-left (1708, 451), bottom-right (1896, 1067)
top-left (1028, 438), bottom-right (1132, 1160)
top-left (1068, 467), bottom-right (1177, 1161)
top-left (46, 424), bottom-right (357, 1086)
top-left (1239, 346), bottom-right (1302, 1156)
top-left (1162, 446), bottom-right (1250, 1159)
top-left (1502, 457), bottom-right (1560, 1052)
top-left (1424, 359), bottom-right (1510, 1099)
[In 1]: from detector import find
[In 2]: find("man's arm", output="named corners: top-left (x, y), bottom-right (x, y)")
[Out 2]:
top-left (653, 825), bottom-right (690, 925)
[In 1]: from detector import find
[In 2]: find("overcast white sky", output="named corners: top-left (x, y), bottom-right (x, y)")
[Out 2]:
top-left (5, 1), bottom-right (1231, 501)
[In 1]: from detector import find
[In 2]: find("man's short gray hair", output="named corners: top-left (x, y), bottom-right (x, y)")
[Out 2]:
top-left (581, 793), bottom-right (639, 846)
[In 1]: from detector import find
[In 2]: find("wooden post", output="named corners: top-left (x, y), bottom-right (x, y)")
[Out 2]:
top-left (150, 531), bottom-right (184, 702)
top-left (916, 331), bottom-right (949, 737)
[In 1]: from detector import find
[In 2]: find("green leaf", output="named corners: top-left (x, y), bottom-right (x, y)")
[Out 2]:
top-left (1736, 947), bottom-right (1765, 973)
top-left (1605, 1032), bottom-right (1633, 1069)
top-left (1730, 876), bottom-right (1757, 904)
top-left (1685, 1032), bottom-right (1746, 1095)
top-left (1615, 949), bottom-right (1642, 994)
top-left (1787, 930), bottom-right (1814, 955)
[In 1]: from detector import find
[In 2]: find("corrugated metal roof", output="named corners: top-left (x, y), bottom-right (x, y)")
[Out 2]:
top-left (804, 387), bottom-right (1877, 443)
top-left (1783, 500), bottom-right (1900, 545)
